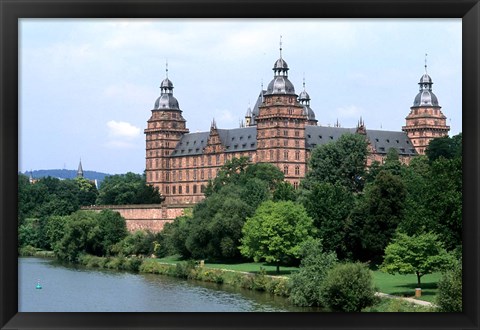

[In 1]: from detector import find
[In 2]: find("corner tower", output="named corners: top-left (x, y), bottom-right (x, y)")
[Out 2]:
top-left (402, 59), bottom-right (450, 155)
top-left (145, 65), bottom-right (189, 195)
top-left (256, 38), bottom-right (309, 189)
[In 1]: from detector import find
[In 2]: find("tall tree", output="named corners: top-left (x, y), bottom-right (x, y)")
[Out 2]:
top-left (240, 201), bottom-right (316, 273)
top-left (304, 133), bottom-right (368, 193)
top-left (299, 182), bottom-right (353, 257)
top-left (346, 170), bottom-right (406, 263)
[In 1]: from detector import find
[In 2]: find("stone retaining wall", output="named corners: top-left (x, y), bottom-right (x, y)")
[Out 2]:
top-left (81, 204), bottom-right (191, 232)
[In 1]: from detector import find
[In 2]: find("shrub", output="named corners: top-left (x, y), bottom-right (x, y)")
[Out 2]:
top-left (436, 261), bottom-right (462, 312)
top-left (175, 260), bottom-right (196, 279)
top-left (288, 240), bottom-right (338, 306)
top-left (320, 262), bottom-right (376, 312)
top-left (19, 245), bottom-right (38, 257)
top-left (266, 278), bottom-right (290, 297)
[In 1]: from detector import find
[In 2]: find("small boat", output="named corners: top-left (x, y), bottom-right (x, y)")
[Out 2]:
top-left (36, 280), bottom-right (42, 289)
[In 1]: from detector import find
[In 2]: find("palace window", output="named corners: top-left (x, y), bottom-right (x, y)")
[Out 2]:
top-left (179, 171), bottom-right (182, 180)
top-left (193, 157), bottom-right (197, 166)
top-left (186, 185), bottom-right (190, 194)
top-left (216, 155), bottom-right (220, 164)
top-left (193, 170), bottom-right (197, 180)
top-left (193, 185), bottom-right (197, 194)
top-left (295, 151), bottom-right (300, 160)
top-left (270, 150), bottom-right (274, 160)
top-left (294, 131), bottom-right (299, 137)
top-left (201, 185), bottom-right (205, 193)
top-left (208, 169), bottom-right (212, 179)
top-left (295, 166), bottom-right (300, 176)
top-left (201, 170), bottom-right (204, 180)
top-left (284, 139), bottom-right (288, 147)
top-left (283, 130), bottom-right (288, 137)
top-left (283, 166), bottom-right (289, 175)
top-left (165, 186), bottom-right (170, 194)
top-left (293, 182), bottom-right (299, 190)
top-left (284, 151), bottom-right (289, 160)
top-left (172, 186), bottom-right (176, 194)
top-left (208, 156), bottom-right (212, 165)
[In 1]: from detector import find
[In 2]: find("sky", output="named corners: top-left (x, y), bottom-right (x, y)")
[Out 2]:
top-left (19, 19), bottom-right (462, 175)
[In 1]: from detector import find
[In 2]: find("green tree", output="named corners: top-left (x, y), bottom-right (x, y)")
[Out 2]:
top-left (240, 201), bottom-right (316, 273)
top-left (18, 218), bottom-right (44, 248)
top-left (425, 133), bottom-right (462, 162)
top-left (289, 239), bottom-right (338, 307)
top-left (163, 215), bottom-right (194, 258)
top-left (426, 157), bottom-right (462, 250)
top-left (96, 209), bottom-right (128, 256)
top-left (272, 181), bottom-right (297, 202)
top-left (111, 230), bottom-right (157, 257)
top-left (186, 186), bottom-right (253, 260)
top-left (74, 177), bottom-right (98, 206)
top-left (381, 232), bottom-right (454, 288)
top-left (304, 133), bottom-right (368, 193)
top-left (299, 182), bottom-right (353, 257)
top-left (54, 211), bottom-right (101, 262)
top-left (436, 260), bottom-right (462, 312)
top-left (320, 262), bottom-right (376, 312)
top-left (96, 172), bottom-right (162, 205)
top-left (44, 215), bottom-right (69, 251)
top-left (347, 170), bottom-right (406, 263)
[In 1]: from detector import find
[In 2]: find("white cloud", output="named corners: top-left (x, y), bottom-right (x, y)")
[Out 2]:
top-left (107, 120), bottom-right (141, 139)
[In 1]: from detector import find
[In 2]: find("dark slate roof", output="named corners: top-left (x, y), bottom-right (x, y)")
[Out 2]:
top-left (366, 129), bottom-right (417, 156)
top-left (250, 90), bottom-right (266, 125)
top-left (171, 125), bottom-right (416, 157)
top-left (305, 126), bottom-right (356, 149)
top-left (305, 126), bottom-right (417, 156)
top-left (171, 131), bottom-right (210, 156)
top-left (171, 127), bottom-right (257, 157)
top-left (218, 127), bottom-right (257, 153)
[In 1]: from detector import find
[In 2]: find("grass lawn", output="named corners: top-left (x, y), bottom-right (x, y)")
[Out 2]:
top-left (373, 271), bottom-right (441, 303)
top-left (155, 255), bottom-right (298, 276)
top-left (154, 256), bottom-right (441, 302)
top-left (203, 261), bottom-right (299, 276)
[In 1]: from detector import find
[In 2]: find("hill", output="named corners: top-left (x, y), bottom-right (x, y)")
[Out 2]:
top-left (22, 169), bottom-right (111, 186)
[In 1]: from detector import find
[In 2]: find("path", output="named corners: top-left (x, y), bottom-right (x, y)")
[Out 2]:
top-left (375, 292), bottom-right (436, 307)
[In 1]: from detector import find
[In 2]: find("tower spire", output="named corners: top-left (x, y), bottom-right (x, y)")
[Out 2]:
top-left (77, 159), bottom-right (84, 178)
top-left (303, 73), bottom-right (306, 90)
top-left (166, 59), bottom-right (169, 78)
top-left (279, 35), bottom-right (283, 59)
top-left (424, 53), bottom-right (428, 74)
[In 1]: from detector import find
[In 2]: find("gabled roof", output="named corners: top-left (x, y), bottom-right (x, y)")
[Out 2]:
top-left (171, 127), bottom-right (257, 157)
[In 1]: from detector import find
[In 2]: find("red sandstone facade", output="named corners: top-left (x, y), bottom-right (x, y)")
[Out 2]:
top-left (145, 50), bottom-right (450, 206)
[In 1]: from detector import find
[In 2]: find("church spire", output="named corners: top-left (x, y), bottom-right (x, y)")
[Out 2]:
top-left (77, 159), bottom-right (84, 178)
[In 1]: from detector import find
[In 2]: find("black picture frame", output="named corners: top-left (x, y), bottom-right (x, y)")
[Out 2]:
top-left (1, 0), bottom-right (478, 329)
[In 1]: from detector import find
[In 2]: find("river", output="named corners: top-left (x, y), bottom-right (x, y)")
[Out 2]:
top-left (19, 257), bottom-right (316, 312)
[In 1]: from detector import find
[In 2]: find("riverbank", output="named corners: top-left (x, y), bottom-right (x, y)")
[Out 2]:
top-left (19, 250), bottom-right (437, 312)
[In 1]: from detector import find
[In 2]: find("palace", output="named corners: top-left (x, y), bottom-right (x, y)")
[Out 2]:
top-left (144, 46), bottom-right (449, 205)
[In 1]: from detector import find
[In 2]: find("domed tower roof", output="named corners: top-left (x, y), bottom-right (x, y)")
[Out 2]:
top-left (412, 60), bottom-right (440, 107)
top-left (265, 37), bottom-right (296, 95)
top-left (298, 78), bottom-right (316, 121)
top-left (154, 63), bottom-right (180, 110)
